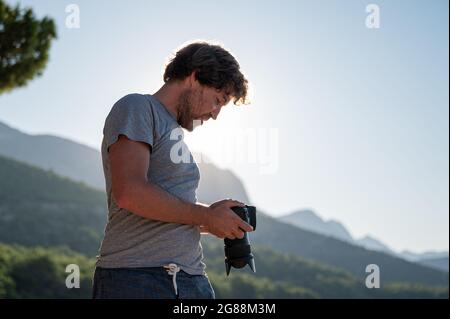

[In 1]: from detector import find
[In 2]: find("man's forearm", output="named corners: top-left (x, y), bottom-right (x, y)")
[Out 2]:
top-left (116, 180), bottom-right (209, 226)
top-left (196, 202), bottom-right (211, 234)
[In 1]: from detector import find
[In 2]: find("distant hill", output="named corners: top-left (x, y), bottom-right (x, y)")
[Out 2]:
top-left (279, 210), bottom-right (353, 242)
top-left (0, 154), bottom-right (106, 256)
top-left (0, 120), bottom-right (250, 205)
top-left (418, 257), bottom-right (449, 273)
top-left (355, 235), bottom-right (396, 255)
top-left (400, 250), bottom-right (449, 262)
top-left (254, 212), bottom-right (448, 286)
top-left (197, 161), bottom-right (250, 204)
top-left (278, 210), bottom-right (448, 270)
top-left (2, 120), bottom-right (445, 267)
top-left (401, 251), bottom-right (449, 272)
top-left (0, 121), bottom-right (105, 190)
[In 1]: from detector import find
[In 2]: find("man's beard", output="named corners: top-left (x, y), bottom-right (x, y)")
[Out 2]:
top-left (176, 89), bottom-right (201, 132)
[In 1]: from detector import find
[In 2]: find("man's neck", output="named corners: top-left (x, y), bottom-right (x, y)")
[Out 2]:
top-left (152, 83), bottom-right (181, 119)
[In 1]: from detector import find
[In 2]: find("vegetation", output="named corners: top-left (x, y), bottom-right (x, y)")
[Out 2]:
top-left (0, 155), bottom-right (106, 255)
top-left (0, 244), bottom-right (93, 298)
top-left (0, 0), bottom-right (57, 94)
top-left (0, 242), bottom-right (447, 299)
top-left (0, 154), bottom-right (448, 298)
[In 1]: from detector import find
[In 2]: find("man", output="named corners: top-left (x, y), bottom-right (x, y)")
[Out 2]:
top-left (92, 41), bottom-right (253, 299)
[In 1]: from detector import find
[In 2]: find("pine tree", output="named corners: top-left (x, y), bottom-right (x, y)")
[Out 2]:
top-left (0, 0), bottom-right (57, 94)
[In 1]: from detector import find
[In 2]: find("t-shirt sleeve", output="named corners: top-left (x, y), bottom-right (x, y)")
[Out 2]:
top-left (103, 94), bottom-right (155, 152)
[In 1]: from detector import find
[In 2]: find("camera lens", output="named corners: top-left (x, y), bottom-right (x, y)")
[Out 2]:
top-left (224, 205), bottom-right (257, 276)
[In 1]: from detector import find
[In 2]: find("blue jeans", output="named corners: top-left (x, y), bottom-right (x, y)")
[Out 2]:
top-left (92, 266), bottom-right (215, 299)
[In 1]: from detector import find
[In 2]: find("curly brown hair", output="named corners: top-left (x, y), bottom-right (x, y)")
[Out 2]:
top-left (163, 41), bottom-right (250, 105)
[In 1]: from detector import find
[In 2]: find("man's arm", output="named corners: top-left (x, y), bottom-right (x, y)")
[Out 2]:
top-left (109, 135), bottom-right (253, 239)
top-left (195, 202), bottom-right (211, 234)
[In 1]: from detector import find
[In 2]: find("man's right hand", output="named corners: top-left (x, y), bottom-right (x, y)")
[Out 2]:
top-left (203, 199), bottom-right (254, 240)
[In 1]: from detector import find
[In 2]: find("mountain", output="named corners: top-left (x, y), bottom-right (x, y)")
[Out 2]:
top-left (0, 154), bottom-right (106, 256)
top-left (2, 119), bottom-right (443, 266)
top-left (0, 121), bottom-right (448, 288)
top-left (0, 121), bottom-right (104, 190)
top-left (399, 250), bottom-right (449, 272)
top-left (252, 212), bottom-right (448, 286)
top-left (400, 250), bottom-right (449, 262)
top-left (278, 210), bottom-right (449, 270)
top-left (278, 211), bottom-right (393, 251)
top-left (0, 154), bottom-right (448, 288)
top-left (197, 160), bottom-right (250, 204)
top-left (356, 236), bottom-right (396, 256)
top-left (279, 210), bottom-right (353, 242)
top-left (0, 120), bottom-right (250, 205)
top-left (418, 257), bottom-right (449, 273)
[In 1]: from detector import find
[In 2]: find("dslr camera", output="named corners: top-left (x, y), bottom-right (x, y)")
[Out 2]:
top-left (224, 205), bottom-right (257, 276)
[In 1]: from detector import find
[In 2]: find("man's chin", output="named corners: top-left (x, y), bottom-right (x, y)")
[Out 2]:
top-left (191, 119), bottom-right (203, 131)
top-left (180, 119), bottom-right (202, 132)
top-left (180, 123), bottom-right (195, 132)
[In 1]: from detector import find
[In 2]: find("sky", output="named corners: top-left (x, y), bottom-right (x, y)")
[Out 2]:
top-left (0, 0), bottom-right (448, 253)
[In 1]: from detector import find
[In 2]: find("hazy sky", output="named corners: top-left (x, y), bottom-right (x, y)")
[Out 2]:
top-left (0, 0), bottom-right (448, 253)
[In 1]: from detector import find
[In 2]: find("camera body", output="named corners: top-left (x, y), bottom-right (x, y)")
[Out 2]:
top-left (224, 205), bottom-right (257, 276)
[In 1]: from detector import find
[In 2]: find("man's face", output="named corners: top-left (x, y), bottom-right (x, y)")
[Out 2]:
top-left (176, 85), bottom-right (229, 132)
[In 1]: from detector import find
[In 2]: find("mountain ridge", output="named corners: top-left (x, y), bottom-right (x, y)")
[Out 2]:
top-left (278, 209), bottom-right (448, 270)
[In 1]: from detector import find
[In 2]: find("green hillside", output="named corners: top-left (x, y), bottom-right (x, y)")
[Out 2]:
top-left (251, 213), bottom-right (449, 286)
top-left (0, 154), bottom-right (106, 255)
top-left (202, 240), bottom-right (448, 298)
top-left (1, 149), bottom-right (448, 287)
top-left (0, 154), bottom-right (448, 298)
top-left (0, 243), bottom-right (447, 299)
top-left (0, 244), bottom-right (94, 298)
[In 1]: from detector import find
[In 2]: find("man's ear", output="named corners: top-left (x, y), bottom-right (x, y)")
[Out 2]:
top-left (188, 71), bottom-right (198, 88)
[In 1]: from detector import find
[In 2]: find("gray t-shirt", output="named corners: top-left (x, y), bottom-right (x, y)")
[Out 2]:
top-left (96, 93), bottom-right (205, 275)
